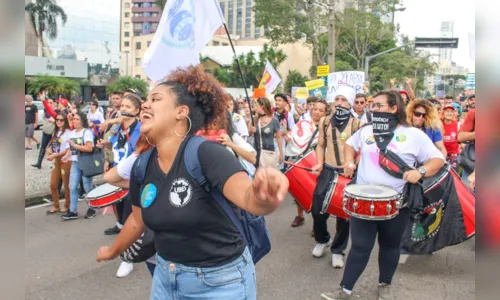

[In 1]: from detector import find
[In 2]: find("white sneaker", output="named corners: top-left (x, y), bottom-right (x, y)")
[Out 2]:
top-left (312, 239), bottom-right (332, 258)
top-left (332, 254), bottom-right (344, 268)
top-left (116, 261), bottom-right (134, 278)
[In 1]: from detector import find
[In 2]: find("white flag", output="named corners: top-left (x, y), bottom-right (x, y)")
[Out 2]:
top-left (142, 0), bottom-right (224, 82)
top-left (258, 60), bottom-right (282, 94)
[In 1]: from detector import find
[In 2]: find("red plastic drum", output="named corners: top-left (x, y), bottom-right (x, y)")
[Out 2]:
top-left (284, 151), bottom-right (318, 212)
top-left (86, 183), bottom-right (129, 209)
top-left (321, 174), bottom-right (351, 219)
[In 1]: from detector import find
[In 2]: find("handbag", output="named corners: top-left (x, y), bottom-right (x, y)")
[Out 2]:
top-left (457, 142), bottom-right (475, 174)
top-left (257, 119), bottom-right (279, 168)
top-left (77, 130), bottom-right (104, 177)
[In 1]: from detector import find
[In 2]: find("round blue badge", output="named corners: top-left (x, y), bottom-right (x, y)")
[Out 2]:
top-left (141, 183), bottom-right (157, 208)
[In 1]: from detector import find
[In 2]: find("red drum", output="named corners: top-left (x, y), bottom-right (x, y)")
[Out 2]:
top-left (284, 151), bottom-right (318, 212)
top-left (86, 183), bottom-right (129, 209)
top-left (321, 173), bottom-right (351, 219)
top-left (343, 184), bottom-right (402, 220)
top-left (422, 164), bottom-right (475, 237)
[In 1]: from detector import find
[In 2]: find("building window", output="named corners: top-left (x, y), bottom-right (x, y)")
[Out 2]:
top-left (245, 0), bottom-right (252, 37)
top-left (134, 23), bottom-right (142, 30)
top-left (125, 12), bottom-right (130, 18)
top-left (220, 2), bottom-right (225, 18)
top-left (227, 1), bottom-right (233, 34)
top-left (125, 3), bottom-right (130, 8)
top-left (152, 12), bottom-right (159, 17)
top-left (134, 12), bottom-right (142, 17)
top-left (134, 31), bottom-right (141, 36)
top-left (255, 26), bottom-right (260, 38)
top-left (135, 58), bottom-right (141, 66)
top-left (147, 41), bottom-right (151, 47)
top-left (151, 22), bottom-right (159, 30)
top-left (236, 0), bottom-right (243, 36)
top-left (125, 22), bottom-right (130, 29)
top-left (124, 31), bottom-right (130, 37)
top-left (213, 41), bottom-right (220, 46)
top-left (135, 75), bottom-right (141, 79)
top-left (124, 41), bottom-right (130, 47)
top-left (136, 42), bottom-right (141, 50)
top-left (133, 3), bottom-right (140, 8)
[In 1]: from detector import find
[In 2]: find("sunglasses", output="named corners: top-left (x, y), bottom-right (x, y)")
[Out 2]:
top-left (413, 112), bottom-right (426, 118)
top-left (90, 103), bottom-right (96, 106)
top-left (355, 101), bottom-right (365, 105)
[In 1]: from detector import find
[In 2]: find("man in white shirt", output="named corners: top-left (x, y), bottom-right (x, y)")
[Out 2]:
top-left (226, 96), bottom-right (249, 140)
top-left (350, 93), bottom-right (371, 123)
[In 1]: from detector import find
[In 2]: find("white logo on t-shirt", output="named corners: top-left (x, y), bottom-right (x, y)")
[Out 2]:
top-left (169, 178), bottom-right (193, 207)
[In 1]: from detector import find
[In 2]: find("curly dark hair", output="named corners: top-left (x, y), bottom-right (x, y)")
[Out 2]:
top-left (159, 65), bottom-right (228, 134)
top-left (74, 111), bottom-right (90, 129)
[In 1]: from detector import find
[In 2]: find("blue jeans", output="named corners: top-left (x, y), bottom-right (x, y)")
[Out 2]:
top-left (69, 160), bottom-right (93, 213)
top-left (461, 169), bottom-right (470, 185)
top-left (150, 247), bottom-right (256, 300)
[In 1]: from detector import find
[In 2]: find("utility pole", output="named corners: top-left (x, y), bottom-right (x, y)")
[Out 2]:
top-left (327, 0), bottom-right (335, 72)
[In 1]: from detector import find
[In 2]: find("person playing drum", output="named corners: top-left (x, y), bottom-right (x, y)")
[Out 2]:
top-left (320, 90), bottom-right (444, 300)
top-left (284, 98), bottom-right (328, 227)
top-left (311, 86), bottom-right (361, 268)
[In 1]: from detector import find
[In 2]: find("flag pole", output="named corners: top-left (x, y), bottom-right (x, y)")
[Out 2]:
top-left (221, 23), bottom-right (255, 126)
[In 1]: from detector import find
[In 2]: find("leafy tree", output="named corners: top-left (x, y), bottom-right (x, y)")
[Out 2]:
top-left (211, 44), bottom-right (288, 88)
top-left (25, 0), bottom-right (68, 57)
top-left (27, 75), bottom-right (80, 98)
top-left (284, 70), bottom-right (309, 93)
top-left (155, 0), bottom-right (168, 9)
top-left (106, 76), bottom-right (149, 96)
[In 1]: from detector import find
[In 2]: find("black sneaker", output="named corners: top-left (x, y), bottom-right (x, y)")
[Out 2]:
top-left (31, 163), bottom-right (41, 169)
top-left (61, 211), bottom-right (78, 220)
top-left (104, 225), bottom-right (121, 235)
top-left (84, 208), bottom-right (97, 219)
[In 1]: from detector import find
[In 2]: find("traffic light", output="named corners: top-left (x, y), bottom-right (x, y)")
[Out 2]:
top-left (415, 37), bottom-right (459, 49)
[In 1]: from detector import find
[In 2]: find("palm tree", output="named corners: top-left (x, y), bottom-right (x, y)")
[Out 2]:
top-left (25, 0), bottom-right (68, 57)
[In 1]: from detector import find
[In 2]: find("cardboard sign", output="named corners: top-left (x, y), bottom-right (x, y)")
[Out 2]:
top-left (327, 71), bottom-right (365, 101)
top-left (305, 79), bottom-right (327, 98)
top-left (317, 65), bottom-right (330, 77)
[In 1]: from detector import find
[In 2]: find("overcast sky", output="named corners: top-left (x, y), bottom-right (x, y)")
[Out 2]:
top-left (394, 0), bottom-right (475, 72)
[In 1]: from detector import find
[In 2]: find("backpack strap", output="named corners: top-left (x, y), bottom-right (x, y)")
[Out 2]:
top-left (366, 111), bottom-right (372, 123)
top-left (184, 136), bottom-right (250, 247)
top-left (134, 148), bottom-right (155, 185)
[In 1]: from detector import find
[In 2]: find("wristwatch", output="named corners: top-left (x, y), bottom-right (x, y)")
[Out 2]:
top-left (417, 167), bottom-right (426, 178)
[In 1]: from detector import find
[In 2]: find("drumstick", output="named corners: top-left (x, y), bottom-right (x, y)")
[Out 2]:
top-left (284, 161), bottom-right (314, 172)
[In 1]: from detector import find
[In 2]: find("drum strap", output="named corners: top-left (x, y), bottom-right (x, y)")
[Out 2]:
top-left (302, 127), bottom-right (319, 155)
top-left (331, 122), bottom-right (342, 167)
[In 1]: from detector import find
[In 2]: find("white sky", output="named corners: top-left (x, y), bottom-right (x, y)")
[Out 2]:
top-left (394, 0), bottom-right (475, 71)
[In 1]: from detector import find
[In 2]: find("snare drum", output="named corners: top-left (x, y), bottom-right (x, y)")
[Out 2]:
top-left (343, 184), bottom-right (401, 221)
top-left (86, 183), bottom-right (129, 209)
top-left (284, 151), bottom-right (317, 212)
top-left (321, 173), bottom-right (351, 219)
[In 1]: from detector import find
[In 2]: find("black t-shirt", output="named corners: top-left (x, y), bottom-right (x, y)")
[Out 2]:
top-left (25, 104), bottom-right (38, 124)
top-left (130, 137), bottom-right (247, 267)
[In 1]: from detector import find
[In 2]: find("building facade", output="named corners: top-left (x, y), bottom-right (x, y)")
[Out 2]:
top-left (218, 0), bottom-right (265, 39)
top-left (119, 0), bottom-right (162, 76)
top-left (439, 21), bottom-right (454, 63)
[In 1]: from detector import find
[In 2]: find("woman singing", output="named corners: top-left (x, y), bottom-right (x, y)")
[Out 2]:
top-left (96, 65), bottom-right (288, 300)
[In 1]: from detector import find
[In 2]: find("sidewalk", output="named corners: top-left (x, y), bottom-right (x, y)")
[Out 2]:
top-left (25, 130), bottom-right (104, 205)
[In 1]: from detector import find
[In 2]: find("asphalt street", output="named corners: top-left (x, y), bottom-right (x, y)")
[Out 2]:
top-left (25, 196), bottom-right (475, 300)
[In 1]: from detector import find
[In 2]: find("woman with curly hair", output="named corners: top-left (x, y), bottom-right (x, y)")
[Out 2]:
top-left (407, 99), bottom-right (447, 157)
top-left (97, 65), bottom-right (289, 300)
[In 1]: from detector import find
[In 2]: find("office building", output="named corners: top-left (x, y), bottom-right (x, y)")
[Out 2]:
top-left (120, 0), bottom-right (162, 76)
top-left (439, 21), bottom-right (454, 62)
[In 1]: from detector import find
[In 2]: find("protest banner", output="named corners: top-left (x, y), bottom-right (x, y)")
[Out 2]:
top-left (327, 71), bottom-right (365, 102)
top-left (305, 79), bottom-right (327, 99)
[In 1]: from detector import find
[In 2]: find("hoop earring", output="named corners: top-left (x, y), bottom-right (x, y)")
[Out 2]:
top-left (174, 116), bottom-right (192, 137)
top-left (145, 136), bottom-right (155, 146)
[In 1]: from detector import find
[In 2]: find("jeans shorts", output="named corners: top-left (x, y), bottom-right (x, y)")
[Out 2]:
top-left (150, 247), bottom-right (256, 300)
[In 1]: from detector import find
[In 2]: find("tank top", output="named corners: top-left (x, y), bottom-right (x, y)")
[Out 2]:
top-left (442, 121), bottom-right (459, 154)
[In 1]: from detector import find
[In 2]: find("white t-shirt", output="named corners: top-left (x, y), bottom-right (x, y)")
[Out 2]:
top-left (346, 125), bottom-right (444, 193)
top-left (67, 129), bottom-right (95, 162)
top-left (351, 109), bottom-right (369, 123)
top-left (232, 113), bottom-right (249, 139)
top-left (300, 112), bottom-right (312, 122)
top-left (87, 110), bottom-right (105, 124)
top-left (117, 153), bottom-right (138, 180)
top-left (225, 133), bottom-right (256, 177)
top-left (285, 120), bottom-right (318, 157)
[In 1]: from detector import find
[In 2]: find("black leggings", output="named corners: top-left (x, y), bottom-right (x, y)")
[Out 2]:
top-left (340, 208), bottom-right (409, 290)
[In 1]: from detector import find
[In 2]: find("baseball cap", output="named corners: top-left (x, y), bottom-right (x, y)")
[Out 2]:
top-left (58, 98), bottom-right (69, 107)
top-left (443, 104), bottom-right (455, 110)
top-left (399, 90), bottom-right (409, 98)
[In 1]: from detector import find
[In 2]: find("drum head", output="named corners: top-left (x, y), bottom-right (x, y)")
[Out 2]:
top-left (87, 183), bottom-right (121, 199)
top-left (344, 184), bottom-right (398, 199)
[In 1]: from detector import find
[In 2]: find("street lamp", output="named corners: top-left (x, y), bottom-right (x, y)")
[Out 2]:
top-left (391, 6), bottom-right (406, 36)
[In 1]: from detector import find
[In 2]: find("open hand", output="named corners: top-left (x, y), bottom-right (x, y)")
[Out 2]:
top-left (390, 78), bottom-right (396, 86)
